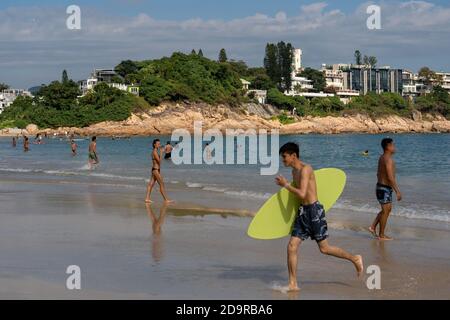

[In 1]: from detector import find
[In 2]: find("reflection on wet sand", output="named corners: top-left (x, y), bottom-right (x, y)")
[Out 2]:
top-left (146, 203), bottom-right (168, 263)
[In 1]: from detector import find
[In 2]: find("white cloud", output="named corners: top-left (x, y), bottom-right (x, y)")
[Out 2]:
top-left (1, 1), bottom-right (450, 87)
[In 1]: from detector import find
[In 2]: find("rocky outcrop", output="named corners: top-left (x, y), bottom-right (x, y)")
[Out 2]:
top-left (1, 103), bottom-right (449, 136)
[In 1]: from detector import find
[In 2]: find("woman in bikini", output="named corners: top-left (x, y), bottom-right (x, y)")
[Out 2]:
top-left (145, 139), bottom-right (173, 203)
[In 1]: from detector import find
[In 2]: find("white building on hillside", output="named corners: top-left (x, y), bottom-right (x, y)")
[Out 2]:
top-left (0, 89), bottom-right (33, 114)
top-left (435, 72), bottom-right (450, 92)
top-left (79, 68), bottom-right (139, 96)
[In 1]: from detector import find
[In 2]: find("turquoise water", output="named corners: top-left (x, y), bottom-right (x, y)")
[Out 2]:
top-left (1, 134), bottom-right (449, 222)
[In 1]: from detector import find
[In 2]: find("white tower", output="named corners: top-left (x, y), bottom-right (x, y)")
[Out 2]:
top-left (292, 48), bottom-right (303, 76)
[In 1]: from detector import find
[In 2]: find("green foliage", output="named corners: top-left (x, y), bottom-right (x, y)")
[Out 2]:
top-left (277, 112), bottom-right (295, 125)
top-left (354, 50), bottom-right (362, 65)
top-left (416, 86), bottom-right (450, 118)
top-left (308, 96), bottom-right (345, 116)
top-left (346, 92), bottom-right (411, 117)
top-left (0, 82), bottom-right (9, 91)
top-left (36, 80), bottom-right (80, 110)
top-left (218, 48), bottom-right (228, 63)
top-left (0, 81), bottom-right (148, 129)
top-left (134, 52), bottom-right (243, 105)
top-left (299, 68), bottom-right (326, 92)
top-left (115, 60), bottom-right (139, 79)
top-left (264, 42), bottom-right (293, 91)
top-left (62, 70), bottom-right (69, 83)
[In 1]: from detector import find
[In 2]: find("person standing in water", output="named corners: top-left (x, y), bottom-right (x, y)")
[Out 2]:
top-left (369, 138), bottom-right (402, 241)
top-left (12, 137), bottom-right (16, 147)
top-left (276, 142), bottom-right (363, 292)
top-left (23, 136), bottom-right (29, 152)
top-left (88, 136), bottom-right (99, 168)
top-left (71, 139), bottom-right (78, 156)
top-left (164, 141), bottom-right (173, 160)
top-left (145, 139), bottom-right (173, 203)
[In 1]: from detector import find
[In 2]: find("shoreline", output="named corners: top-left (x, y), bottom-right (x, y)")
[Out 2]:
top-left (1, 177), bottom-right (449, 299)
top-left (1, 103), bottom-right (450, 137)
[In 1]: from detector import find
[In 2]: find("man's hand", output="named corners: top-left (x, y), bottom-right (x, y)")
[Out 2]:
top-left (396, 191), bottom-right (402, 201)
top-left (275, 175), bottom-right (289, 188)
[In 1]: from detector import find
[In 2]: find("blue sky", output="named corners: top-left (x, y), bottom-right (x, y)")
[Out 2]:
top-left (0, 0), bottom-right (379, 19)
top-left (1, 0), bottom-right (449, 19)
top-left (1, 0), bottom-right (450, 88)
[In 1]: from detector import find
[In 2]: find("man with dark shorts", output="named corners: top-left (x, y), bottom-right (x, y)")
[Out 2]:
top-left (88, 136), bottom-right (99, 168)
top-left (276, 142), bottom-right (363, 292)
top-left (369, 138), bottom-right (402, 241)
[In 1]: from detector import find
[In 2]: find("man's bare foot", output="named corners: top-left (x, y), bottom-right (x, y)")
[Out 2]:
top-left (164, 199), bottom-right (175, 204)
top-left (144, 199), bottom-right (153, 203)
top-left (353, 255), bottom-right (364, 278)
top-left (378, 235), bottom-right (393, 241)
top-left (368, 226), bottom-right (377, 237)
top-left (282, 283), bottom-right (300, 292)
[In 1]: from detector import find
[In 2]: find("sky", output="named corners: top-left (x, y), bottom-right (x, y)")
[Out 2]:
top-left (1, 0), bottom-right (450, 88)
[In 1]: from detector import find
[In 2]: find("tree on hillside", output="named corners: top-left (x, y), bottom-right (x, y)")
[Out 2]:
top-left (114, 60), bottom-right (139, 78)
top-left (278, 41), bottom-right (294, 92)
top-left (191, 49), bottom-right (197, 55)
top-left (62, 70), bottom-right (69, 83)
top-left (300, 68), bottom-right (326, 92)
top-left (264, 41), bottom-right (293, 91)
top-left (219, 48), bottom-right (228, 63)
top-left (362, 55), bottom-right (377, 68)
top-left (36, 80), bottom-right (80, 110)
top-left (198, 49), bottom-right (204, 57)
top-left (227, 60), bottom-right (248, 77)
top-left (0, 83), bottom-right (9, 91)
top-left (354, 50), bottom-right (362, 65)
top-left (264, 43), bottom-right (279, 87)
top-left (368, 56), bottom-right (378, 68)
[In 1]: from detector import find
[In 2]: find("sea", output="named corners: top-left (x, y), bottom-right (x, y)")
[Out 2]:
top-left (1, 133), bottom-right (449, 223)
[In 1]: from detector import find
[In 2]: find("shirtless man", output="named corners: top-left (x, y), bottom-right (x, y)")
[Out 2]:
top-left (88, 136), bottom-right (99, 168)
top-left (23, 136), bottom-right (29, 152)
top-left (145, 139), bottom-right (172, 203)
top-left (369, 138), bottom-right (402, 241)
top-left (71, 139), bottom-right (78, 156)
top-left (276, 142), bottom-right (363, 292)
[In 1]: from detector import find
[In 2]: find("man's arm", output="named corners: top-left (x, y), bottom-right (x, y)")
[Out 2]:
top-left (386, 158), bottom-right (402, 201)
top-left (276, 166), bottom-right (311, 201)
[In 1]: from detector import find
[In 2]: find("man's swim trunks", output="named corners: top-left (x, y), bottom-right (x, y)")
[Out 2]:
top-left (376, 183), bottom-right (393, 205)
top-left (88, 152), bottom-right (98, 162)
top-left (291, 201), bottom-right (328, 242)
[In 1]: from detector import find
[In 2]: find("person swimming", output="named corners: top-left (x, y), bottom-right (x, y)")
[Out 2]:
top-left (362, 150), bottom-right (369, 156)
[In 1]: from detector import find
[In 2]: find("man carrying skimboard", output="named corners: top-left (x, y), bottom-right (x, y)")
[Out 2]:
top-left (275, 142), bottom-right (363, 292)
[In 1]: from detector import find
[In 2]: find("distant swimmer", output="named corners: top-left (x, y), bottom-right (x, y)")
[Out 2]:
top-left (369, 138), bottom-right (402, 241)
top-left (362, 150), bottom-right (369, 156)
top-left (71, 139), bottom-right (78, 156)
top-left (275, 142), bottom-right (363, 292)
top-left (12, 137), bottom-right (16, 147)
top-left (88, 136), bottom-right (99, 169)
top-left (145, 139), bottom-right (173, 204)
top-left (164, 141), bottom-right (173, 160)
top-left (23, 136), bottom-right (29, 152)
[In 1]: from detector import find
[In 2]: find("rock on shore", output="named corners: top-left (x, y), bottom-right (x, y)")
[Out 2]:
top-left (1, 103), bottom-right (450, 137)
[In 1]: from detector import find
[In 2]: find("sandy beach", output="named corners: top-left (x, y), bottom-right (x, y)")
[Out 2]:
top-left (1, 177), bottom-right (449, 300)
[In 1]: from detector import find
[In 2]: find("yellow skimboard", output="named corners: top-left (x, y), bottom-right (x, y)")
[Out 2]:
top-left (247, 168), bottom-right (346, 240)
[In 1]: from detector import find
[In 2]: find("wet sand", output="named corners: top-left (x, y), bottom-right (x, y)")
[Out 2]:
top-left (0, 179), bottom-right (449, 299)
